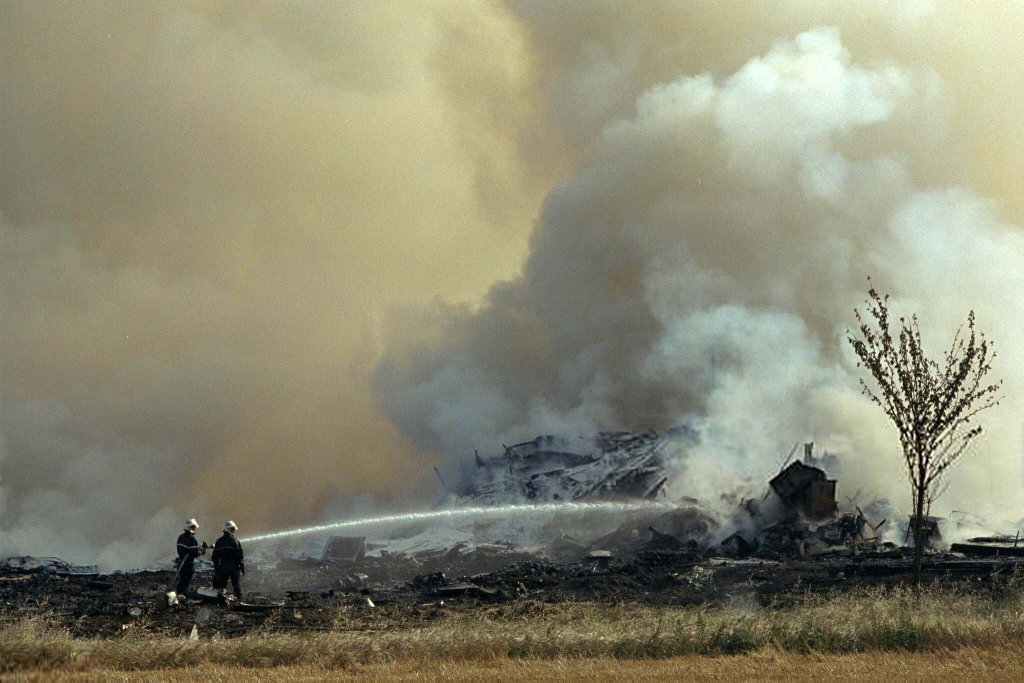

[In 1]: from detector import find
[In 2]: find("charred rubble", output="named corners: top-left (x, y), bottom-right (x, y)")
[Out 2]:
top-left (451, 430), bottom-right (675, 505)
top-left (3, 434), bottom-right (1023, 638)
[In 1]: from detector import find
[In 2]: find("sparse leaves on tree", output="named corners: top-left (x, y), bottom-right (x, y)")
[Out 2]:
top-left (847, 284), bottom-right (1001, 582)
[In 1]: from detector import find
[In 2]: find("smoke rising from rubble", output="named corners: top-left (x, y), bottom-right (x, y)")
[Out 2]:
top-left (3, 2), bottom-right (1024, 568)
top-left (376, 7), bottom-right (1024, 524)
top-left (0, 0), bottom-right (552, 568)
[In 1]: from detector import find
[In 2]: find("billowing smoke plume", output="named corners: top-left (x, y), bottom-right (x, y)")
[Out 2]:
top-left (376, 9), bottom-right (1024, 522)
top-left (3, 2), bottom-right (1024, 568)
top-left (0, 0), bottom-right (552, 568)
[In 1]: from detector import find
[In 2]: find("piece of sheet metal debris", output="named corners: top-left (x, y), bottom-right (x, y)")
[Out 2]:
top-left (321, 536), bottom-right (366, 562)
top-left (720, 533), bottom-right (754, 558)
top-left (196, 587), bottom-right (223, 604)
top-left (436, 582), bottom-right (499, 598)
top-left (950, 543), bottom-right (1024, 558)
top-left (1, 556), bottom-right (99, 576)
top-left (584, 549), bottom-right (613, 572)
top-left (229, 602), bottom-right (283, 613)
top-left (410, 571), bottom-right (446, 589)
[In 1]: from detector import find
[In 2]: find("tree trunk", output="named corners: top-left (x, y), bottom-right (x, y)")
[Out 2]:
top-left (913, 483), bottom-right (926, 585)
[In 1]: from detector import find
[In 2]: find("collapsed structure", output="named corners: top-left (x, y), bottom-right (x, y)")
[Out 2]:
top-left (452, 431), bottom-right (672, 506)
top-left (5, 433), bottom-right (1024, 638)
top-left (177, 435), bottom-right (1016, 570)
top-left (249, 436), bottom-right (896, 572)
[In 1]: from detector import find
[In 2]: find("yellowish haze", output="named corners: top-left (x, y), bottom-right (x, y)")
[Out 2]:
top-left (2, 1), bottom-right (1024, 566)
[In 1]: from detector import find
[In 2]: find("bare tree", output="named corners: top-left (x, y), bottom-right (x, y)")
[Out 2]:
top-left (847, 286), bottom-right (1001, 582)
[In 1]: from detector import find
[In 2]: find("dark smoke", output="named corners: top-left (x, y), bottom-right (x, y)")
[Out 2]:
top-left (3, 2), bottom-right (1024, 568)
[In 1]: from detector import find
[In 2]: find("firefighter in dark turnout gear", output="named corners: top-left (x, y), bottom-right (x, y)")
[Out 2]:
top-left (174, 518), bottom-right (203, 595)
top-left (212, 520), bottom-right (244, 599)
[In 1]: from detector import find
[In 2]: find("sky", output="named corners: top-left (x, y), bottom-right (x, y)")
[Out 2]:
top-left (2, 1), bottom-right (1024, 567)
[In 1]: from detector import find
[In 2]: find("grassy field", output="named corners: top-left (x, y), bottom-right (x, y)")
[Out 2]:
top-left (3, 585), bottom-right (1024, 679)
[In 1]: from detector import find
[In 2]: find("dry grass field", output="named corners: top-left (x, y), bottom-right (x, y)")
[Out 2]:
top-left (4, 648), bottom-right (1022, 682)
top-left (3, 585), bottom-right (1024, 680)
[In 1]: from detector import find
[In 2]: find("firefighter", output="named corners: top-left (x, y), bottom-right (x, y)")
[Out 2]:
top-left (212, 520), bottom-right (244, 599)
top-left (174, 518), bottom-right (204, 595)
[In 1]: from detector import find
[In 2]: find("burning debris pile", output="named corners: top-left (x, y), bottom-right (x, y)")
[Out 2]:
top-left (4, 504), bottom-right (1023, 641)
top-left (453, 430), bottom-right (672, 506)
top-left (4, 434), bottom-right (1024, 639)
top-left (218, 437), bottom-right (1015, 580)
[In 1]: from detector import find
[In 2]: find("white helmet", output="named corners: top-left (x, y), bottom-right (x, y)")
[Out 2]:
top-left (224, 520), bottom-right (238, 532)
top-left (184, 518), bottom-right (199, 530)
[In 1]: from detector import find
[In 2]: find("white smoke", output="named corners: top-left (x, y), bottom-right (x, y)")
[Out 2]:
top-left (377, 27), bottom-right (1024, 523)
top-left (5, 4), bottom-right (1024, 570)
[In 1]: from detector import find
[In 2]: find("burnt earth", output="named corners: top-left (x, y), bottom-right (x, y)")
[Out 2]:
top-left (3, 549), bottom-right (1021, 639)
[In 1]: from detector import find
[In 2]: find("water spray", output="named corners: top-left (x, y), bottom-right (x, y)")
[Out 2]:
top-left (242, 500), bottom-right (675, 544)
